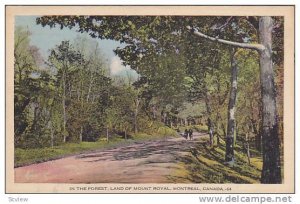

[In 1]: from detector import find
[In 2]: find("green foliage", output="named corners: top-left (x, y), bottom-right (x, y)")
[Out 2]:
top-left (14, 28), bottom-right (182, 151)
top-left (14, 15), bottom-right (284, 184)
top-left (14, 27), bottom-right (55, 148)
top-left (173, 139), bottom-right (262, 183)
top-left (156, 126), bottom-right (178, 137)
top-left (35, 16), bottom-right (282, 144)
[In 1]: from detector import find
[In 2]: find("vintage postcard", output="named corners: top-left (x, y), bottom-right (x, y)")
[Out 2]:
top-left (5, 5), bottom-right (295, 193)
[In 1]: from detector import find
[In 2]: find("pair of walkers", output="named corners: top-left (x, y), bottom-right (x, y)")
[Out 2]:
top-left (184, 129), bottom-right (193, 140)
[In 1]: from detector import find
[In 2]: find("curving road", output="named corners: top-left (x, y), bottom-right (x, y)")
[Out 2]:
top-left (15, 133), bottom-right (207, 183)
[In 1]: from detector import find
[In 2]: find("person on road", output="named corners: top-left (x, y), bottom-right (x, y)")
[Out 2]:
top-left (184, 129), bottom-right (188, 139)
top-left (188, 129), bottom-right (193, 140)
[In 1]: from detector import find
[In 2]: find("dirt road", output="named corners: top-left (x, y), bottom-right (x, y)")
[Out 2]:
top-left (15, 133), bottom-right (207, 183)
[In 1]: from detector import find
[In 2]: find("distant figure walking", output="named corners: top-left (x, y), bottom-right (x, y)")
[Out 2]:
top-left (188, 129), bottom-right (193, 140)
top-left (184, 129), bottom-right (189, 139)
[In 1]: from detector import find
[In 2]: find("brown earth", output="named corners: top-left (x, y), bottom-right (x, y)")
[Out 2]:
top-left (15, 133), bottom-right (208, 183)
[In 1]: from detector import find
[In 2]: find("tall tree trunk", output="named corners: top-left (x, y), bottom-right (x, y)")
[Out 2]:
top-left (259, 17), bottom-right (281, 184)
top-left (208, 119), bottom-right (214, 147)
top-left (216, 74), bottom-right (225, 146)
top-left (188, 19), bottom-right (282, 181)
top-left (134, 98), bottom-right (140, 133)
top-left (79, 76), bottom-right (85, 143)
top-left (106, 126), bottom-right (109, 142)
top-left (225, 50), bottom-right (238, 163)
top-left (79, 126), bottom-right (83, 143)
top-left (134, 110), bottom-right (138, 133)
top-left (62, 71), bottom-right (67, 143)
top-left (86, 71), bottom-right (94, 103)
top-left (163, 113), bottom-right (167, 125)
top-left (50, 122), bottom-right (54, 148)
top-left (251, 118), bottom-right (262, 152)
top-left (245, 133), bottom-right (251, 165)
top-left (204, 92), bottom-right (214, 147)
top-left (221, 123), bottom-right (227, 137)
top-left (216, 112), bottom-right (221, 145)
top-left (250, 100), bottom-right (262, 151)
top-left (152, 105), bottom-right (157, 120)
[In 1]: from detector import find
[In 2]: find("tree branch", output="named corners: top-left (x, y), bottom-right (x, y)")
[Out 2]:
top-left (186, 26), bottom-right (265, 52)
top-left (215, 17), bottom-right (234, 30)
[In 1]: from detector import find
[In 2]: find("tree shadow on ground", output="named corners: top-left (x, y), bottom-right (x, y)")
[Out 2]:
top-left (76, 138), bottom-right (197, 164)
top-left (170, 138), bottom-right (262, 183)
top-left (75, 134), bottom-right (262, 184)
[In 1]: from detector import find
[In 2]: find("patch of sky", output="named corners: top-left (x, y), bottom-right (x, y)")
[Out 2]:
top-left (15, 16), bottom-right (138, 78)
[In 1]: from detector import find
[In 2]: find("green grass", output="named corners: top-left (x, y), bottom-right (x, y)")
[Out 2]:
top-left (170, 138), bottom-right (263, 183)
top-left (176, 124), bottom-right (208, 133)
top-left (15, 126), bottom-right (179, 168)
top-left (193, 124), bottom-right (209, 132)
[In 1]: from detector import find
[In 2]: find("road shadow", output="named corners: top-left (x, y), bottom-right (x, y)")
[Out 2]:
top-left (75, 132), bottom-right (261, 183)
top-left (76, 136), bottom-right (200, 164)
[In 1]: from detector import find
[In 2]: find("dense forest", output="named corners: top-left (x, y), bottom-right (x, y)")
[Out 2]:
top-left (14, 16), bottom-right (284, 184)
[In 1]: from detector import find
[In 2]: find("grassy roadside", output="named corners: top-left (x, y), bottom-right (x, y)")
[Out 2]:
top-left (15, 126), bottom-right (179, 168)
top-left (169, 138), bottom-right (263, 183)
